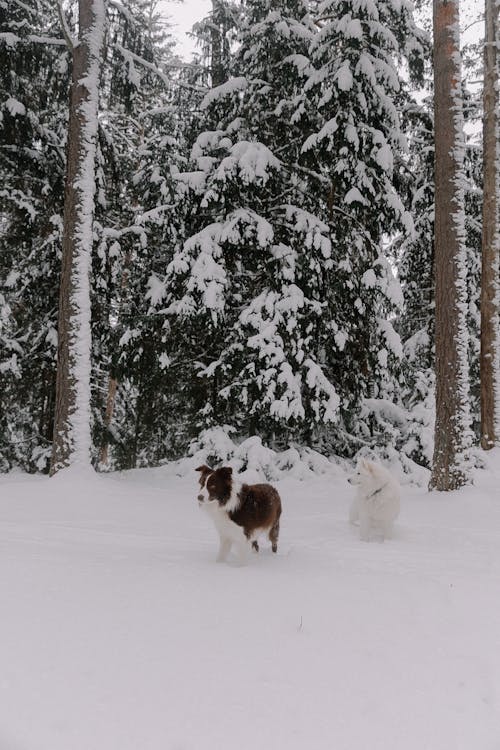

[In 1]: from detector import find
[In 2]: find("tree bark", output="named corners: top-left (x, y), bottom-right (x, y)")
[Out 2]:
top-left (480, 0), bottom-right (500, 450)
top-left (211, 1), bottom-right (226, 87)
top-left (429, 0), bottom-right (471, 490)
top-left (98, 248), bottom-right (132, 469)
top-left (50, 0), bottom-right (105, 474)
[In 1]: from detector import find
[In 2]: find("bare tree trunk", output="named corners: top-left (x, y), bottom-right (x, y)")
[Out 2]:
top-left (98, 249), bottom-right (132, 468)
top-left (211, 0), bottom-right (225, 87)
top-left (50, 0), bottom-right (105, 475)
top-left (99, 376), bottom-right (117, 467)
top-left (429, 0), bottom-right (471, 491)
top-left (480, 0), bottom-right (500, 450)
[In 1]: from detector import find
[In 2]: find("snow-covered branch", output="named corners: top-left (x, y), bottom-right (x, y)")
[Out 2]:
top-left (57, 0), bottom-right (77, 50)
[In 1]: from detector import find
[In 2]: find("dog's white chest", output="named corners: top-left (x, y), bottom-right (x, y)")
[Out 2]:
top-left (202, 502), bottom-right (245, 542)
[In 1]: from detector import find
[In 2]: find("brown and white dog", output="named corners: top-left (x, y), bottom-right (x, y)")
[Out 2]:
top-left (196, 465), bottom-right (282, 564)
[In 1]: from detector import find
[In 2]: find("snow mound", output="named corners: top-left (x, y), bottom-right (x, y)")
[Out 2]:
top-left (174, 427), bottom-right (344, 482)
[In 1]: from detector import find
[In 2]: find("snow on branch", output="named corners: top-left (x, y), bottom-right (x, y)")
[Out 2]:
top-left (113, 43), bottom-right (204, 92)
top-left (201, 77), bottom-right (248, 109)
top-left (10, 0), bottom-right (37, 15)
top-left (107, 0), bottom-right (134, 23)
top-left (57, 0), bottom-right (77, 50)
top-left (1, 32), bottom-right (68, 47)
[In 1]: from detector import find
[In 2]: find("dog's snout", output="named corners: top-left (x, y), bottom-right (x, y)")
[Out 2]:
top-left (197, 494), bottom-right (204, 502)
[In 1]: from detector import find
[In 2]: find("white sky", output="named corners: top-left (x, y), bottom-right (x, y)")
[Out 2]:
top-left (160, 0), bottom-right (212, 58)
top-left (159, 0), bottom-right (482, 60)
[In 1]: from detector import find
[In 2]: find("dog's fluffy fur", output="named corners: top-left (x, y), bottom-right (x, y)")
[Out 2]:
top-left (196, 465), bottom-right (281, 564)
top-left (348, 459), bottom-right (400, 541)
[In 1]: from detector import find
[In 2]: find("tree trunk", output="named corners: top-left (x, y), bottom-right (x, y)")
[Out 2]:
top-left (99, 376), bottom-right (118, 468)
top-left (480, 0), bottom-right (500, 450)
top-left (429, 0), bottom-right (471, 491)
top-left (211, 1), bottom-right (225, 87)
top-left (50, 0), bottom-right (105, 475)
top-left (98, 249), bottom-right (132, 469)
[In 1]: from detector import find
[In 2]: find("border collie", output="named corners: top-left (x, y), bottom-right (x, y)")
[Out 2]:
top-left (196, 465), bottom-right (282, 564)
top-left (348, 458), bottom-right (400, 541)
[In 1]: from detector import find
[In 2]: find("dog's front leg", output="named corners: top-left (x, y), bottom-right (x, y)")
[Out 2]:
top-left (216, 536), bottom-right (232, 563)
top-left (349, 498), bottom-right (360, 525)
top-left (381, 521), bottom-right (393, 540)
top-left (359, 513), bottom-right (371, 542)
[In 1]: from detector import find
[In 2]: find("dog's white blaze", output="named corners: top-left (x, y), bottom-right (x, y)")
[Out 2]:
top-left (203, 503), bottom-right (245, 542)
top-left (198, 485), bottom-right (209, 502)
top-left (197, 474), bottom-right (211, 503)
top-left (224, 480), bottom-right (242, 513)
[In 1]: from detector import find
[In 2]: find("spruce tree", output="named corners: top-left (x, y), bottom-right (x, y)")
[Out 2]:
top-left (155, 0), bottom-right (342, 446)
top-left (480, 0), bottom-right (500, 449)
top-left (429, 0), bottom-right (471, 490)
top-left (0, 0), bottom-right (70, 471)
top-left (303, 0), bottom-right (425, 449)
top-left (94, 1), bottom-right (189, 469)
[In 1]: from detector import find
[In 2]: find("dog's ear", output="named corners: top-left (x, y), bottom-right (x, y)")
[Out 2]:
top-left (360, 458), bottom-right (369, 470)
top-left (216, 466), bottom-right (233, 479)
top-left (365, 461), bottom-right (376, 474)
top-left (195, 464), bottom-right (211, 474)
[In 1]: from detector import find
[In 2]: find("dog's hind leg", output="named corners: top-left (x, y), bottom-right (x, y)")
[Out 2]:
top-left (234, 540), bottom-right (251, 566)
top-left (269, 519), bottom-right (280, 553)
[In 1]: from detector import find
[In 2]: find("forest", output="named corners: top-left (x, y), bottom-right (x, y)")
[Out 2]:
top-left (0, 0), bottom-right (498, 490)
top-left (2, 3), bottom-right (500, 748)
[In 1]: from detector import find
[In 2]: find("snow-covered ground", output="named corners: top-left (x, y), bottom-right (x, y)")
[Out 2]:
top-left (1, 456), bottom-right (499, 750)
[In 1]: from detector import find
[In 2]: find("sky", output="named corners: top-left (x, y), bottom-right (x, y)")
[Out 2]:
top-left (159, 0), bottom-right (482, 60)
top-left (160, 0), bottom-right (211, 58)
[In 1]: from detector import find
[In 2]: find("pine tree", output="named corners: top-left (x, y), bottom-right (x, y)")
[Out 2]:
top-left (192, 0), bottom-right (241, 87)
top-left (0, 0), bottom-right (184, 472)
top-left (480, 0), bottom-right (500, 450)
top-left (429, 0), bottom-right (471, 490)
top-left (464, 126), bottom-right (483, 439)
top-left (303, 0), bottom-right (425, 450)
top-left (396, 83), bottom-right (483, 468)
top-left (0, 0), bottom-right (70, 471)
top-left (394, 97), bottom-right (436, 468)
top-left (154, 0), bottom-right (344, 446)
top-left (94, 1), bottom-right (190, 469)
top-left (50, 0), bottom-right (106, 474)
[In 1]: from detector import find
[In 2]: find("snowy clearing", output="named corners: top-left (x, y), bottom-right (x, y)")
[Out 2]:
top-left (1, 457), bottom-right (500, 750)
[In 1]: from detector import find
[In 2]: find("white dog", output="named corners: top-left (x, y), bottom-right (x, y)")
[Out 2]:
top-left (348, 459), bottom-right (400, 541)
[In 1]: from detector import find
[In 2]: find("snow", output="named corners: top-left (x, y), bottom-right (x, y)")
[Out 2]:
top-left (345, 186), bottom-right (367, 205)
top-left (378, 318), bottom-right (404, 358)
top-left (334, 330), bottom-right (348, 351)
top-left (374, 142), bottom-right (394, 172)
top-left (344, 18), bottom-right (364, 39)
top-left (1, 456), bottom-right (500, 750)
top-left (4, 97), bottom-right (26, 117)
top-left (146, 273), bottom-right (166, 306)
top-left (215, 141), bottom-right (281, 185)
top-left (0, 32), bottom-right (20, 48)
top-left (282, 53), bottom-right (312, 75)
top-left (201, 77), bottom-right (248, 110)
top-left (336, 62), bottom-right (354, 91)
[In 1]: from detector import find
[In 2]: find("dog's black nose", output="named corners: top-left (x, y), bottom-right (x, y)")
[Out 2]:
top-left (197, 494), bottom-right (204, 502)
